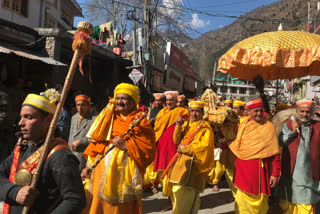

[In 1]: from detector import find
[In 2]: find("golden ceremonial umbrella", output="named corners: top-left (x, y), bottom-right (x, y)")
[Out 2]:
top-left (218, 30), bottom-right (320, 80)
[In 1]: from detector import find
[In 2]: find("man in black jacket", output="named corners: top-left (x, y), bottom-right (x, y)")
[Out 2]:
top-left (0, 91), bottom-right (86, 214)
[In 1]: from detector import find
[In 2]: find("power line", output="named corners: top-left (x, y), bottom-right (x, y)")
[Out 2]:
top-left (109, 0), bottom-right (310, 24)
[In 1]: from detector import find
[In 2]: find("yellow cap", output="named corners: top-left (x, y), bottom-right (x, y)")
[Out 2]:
top-left (23, 94), bottom-right (56, 114)
top-left (188, 101), bottom-right (206, 108)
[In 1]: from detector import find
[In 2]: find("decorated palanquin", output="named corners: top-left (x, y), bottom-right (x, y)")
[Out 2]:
top-left (201, 89), bottom-right (239, 146)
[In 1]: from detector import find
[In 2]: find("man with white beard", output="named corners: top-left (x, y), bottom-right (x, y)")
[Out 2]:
top-left (279, 99), bottom-right (320, 214)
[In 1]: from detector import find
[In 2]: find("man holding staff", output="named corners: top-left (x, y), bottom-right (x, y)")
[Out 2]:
top-left (165, 100), bottom-right (214, 213)
top-left (81, 83), bottom-right (155, 214)
top-left (0, 90), bottom-right (86, 214)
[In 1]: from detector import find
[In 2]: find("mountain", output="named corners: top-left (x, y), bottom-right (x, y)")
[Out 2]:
top-left (185, 0), bottom-right (318, 81)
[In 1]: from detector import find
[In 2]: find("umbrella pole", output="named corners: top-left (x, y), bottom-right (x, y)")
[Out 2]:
top-left (276, 79), bottom-right (279, 109)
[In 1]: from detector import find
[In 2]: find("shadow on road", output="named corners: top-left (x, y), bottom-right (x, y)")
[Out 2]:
top-left (142, 198), bottom-right (170, 213)
top-left (200, 190), bottom-right (233, 210)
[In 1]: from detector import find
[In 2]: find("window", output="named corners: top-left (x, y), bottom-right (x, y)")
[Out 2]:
top-left (231, 87), bottom-right (238, 94)
top-left (239, 87), bottom-right (246, 94)
top-left (249, 88), bottom-right (256, 95)
top-left (221, 86), bottom-right (227, 93)
top-left (2, 0), bottom-right (28, 17)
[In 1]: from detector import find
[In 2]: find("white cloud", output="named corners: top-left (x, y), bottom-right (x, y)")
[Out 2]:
top-left (188, 13), bottom-right (210, 28)
top-left (162, 0), bottom-right (183, 17)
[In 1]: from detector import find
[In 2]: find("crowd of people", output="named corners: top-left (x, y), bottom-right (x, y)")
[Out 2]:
top-left (0, 81), bottom-right (320, 214)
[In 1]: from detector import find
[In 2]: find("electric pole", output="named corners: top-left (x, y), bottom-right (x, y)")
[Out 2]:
top-left (143, 0), bottom-right (151, 92)
top-left (212, 61), bottom-right (217, 84)
top-left (132, 8), bottom-right (137, 66)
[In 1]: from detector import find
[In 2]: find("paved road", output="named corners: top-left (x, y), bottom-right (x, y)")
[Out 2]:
top-left (142, 187), bottom-right (235, 214)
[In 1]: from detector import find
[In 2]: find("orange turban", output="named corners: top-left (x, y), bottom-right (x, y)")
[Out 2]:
top-left (75, 95), bottom-right (90, 103)
top-left (153, 93), bottom-right (164, 99)
top-left (177, 95), bottom-right (185, 101)
top-left (296, 99), bottom-right (314, 107)
top-left (164, 91), bottom-right (179, 99)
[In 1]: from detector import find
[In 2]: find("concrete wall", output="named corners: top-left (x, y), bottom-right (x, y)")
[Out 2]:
top-left (0, 0), bottom-right (42, 27)
top-left (0, 0), bottom-right (74, 29)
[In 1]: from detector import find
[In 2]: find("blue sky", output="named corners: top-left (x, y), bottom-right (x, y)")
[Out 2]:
top-left (75, 0), bottom-right (280, 38)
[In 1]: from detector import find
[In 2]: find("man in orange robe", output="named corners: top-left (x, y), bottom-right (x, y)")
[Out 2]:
top-left (153, 91), bottom-right (189, 182)
top-left (81, 83), bottom-right (156, 214)
top-left (228, 98), bottom-right (281, 214)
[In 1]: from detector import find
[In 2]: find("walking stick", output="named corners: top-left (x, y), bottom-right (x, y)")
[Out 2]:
top-left (22, 21), bottom-right (93, 214)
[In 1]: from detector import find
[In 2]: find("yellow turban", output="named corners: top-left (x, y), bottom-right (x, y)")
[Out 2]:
top-left (23, 94), bottom-right (57, 114)
top-left (233, 100), bottom-right (244, 107)
top-left (114, 83), bottom-right (139, 105)
top-left (188, 101), bottom-right (206, 108)
top-left (224, 99), bottom-right (232, 104)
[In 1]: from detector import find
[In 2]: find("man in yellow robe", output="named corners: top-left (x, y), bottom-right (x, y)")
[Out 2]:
top-left (166, 101), bottom-right (214, 214)
top-left (81, 83), bottom-right (156, 214)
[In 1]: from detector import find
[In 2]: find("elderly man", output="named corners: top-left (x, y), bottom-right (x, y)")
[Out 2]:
top-left (165, 100), bottom-right (214, 214)
top-left (176, 95), bottom-right (186, 108)
top-left (81, 83), bottom-right (155, 214)
top-left (68, 95), bottom-right (96, 170)
top-left (228, 98), bottom-right (281, 214)
top-left (153, 91), bottom-right (189, 195)
top-left (279, 99), bottom-right (320, 214)
top-left (0, 90), bottom-right (86, 214)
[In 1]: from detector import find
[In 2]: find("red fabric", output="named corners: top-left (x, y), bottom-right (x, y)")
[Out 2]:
top-left (247, 103), bottom-right (263, 109)
top-left (153, 123), bottom-right (178, 172)
top-left (139, 105), bottom-right (149, 113)
top-left (234, 154), bottom-right (280, 196)
top-left (283, 119), bottom-right (320, 179)
top-left (3, 146), bottom-right (21, 214)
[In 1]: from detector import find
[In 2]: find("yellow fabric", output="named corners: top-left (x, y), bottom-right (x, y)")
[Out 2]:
top-left (114, 83), bottom-right (139, 105)
top-left (143, 162), bottom-right (158, 185)
top-left (188, 101), bottom-right (206, 108)
top-left (154, 106), bottom-right (189, 142)
top-left (224, 99), bottom-right (232, 104)
top-left (221, 149), bottom-right (237, 197)
top-left (207, 160), bottom-right (225, 185)
top-left (228, 116), bottom-right (280, 160)
top-left (218, 30), bottom-right (320, 81)
top-left (172, 184), bottom-right (200, 214)
top-left (23, 94), bottom-right (56, 113)
top-left (84, 110), bottom-right (155, 213)
top-left (233, 100), bottom-right (244, 107)
top-left (85, 98), bottom-right (115, 145)
top-left (279, 200), bottom-right (314, 214)
top-left (235, 189), bottom-right (269, 214)
top-left (83, 150), bottom-right (142, 214)
top-left (98, 147), bottom-right (142, 203)
top-left (176, 120), bottom-right (214, 173)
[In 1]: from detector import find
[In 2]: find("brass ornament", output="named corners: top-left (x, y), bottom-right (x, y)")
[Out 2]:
top-left (14, 169), bottom-right (32, 187)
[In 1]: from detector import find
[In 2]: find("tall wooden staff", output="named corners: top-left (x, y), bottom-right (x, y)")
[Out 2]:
top-left (22, 21), bottom-right (93, 214)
